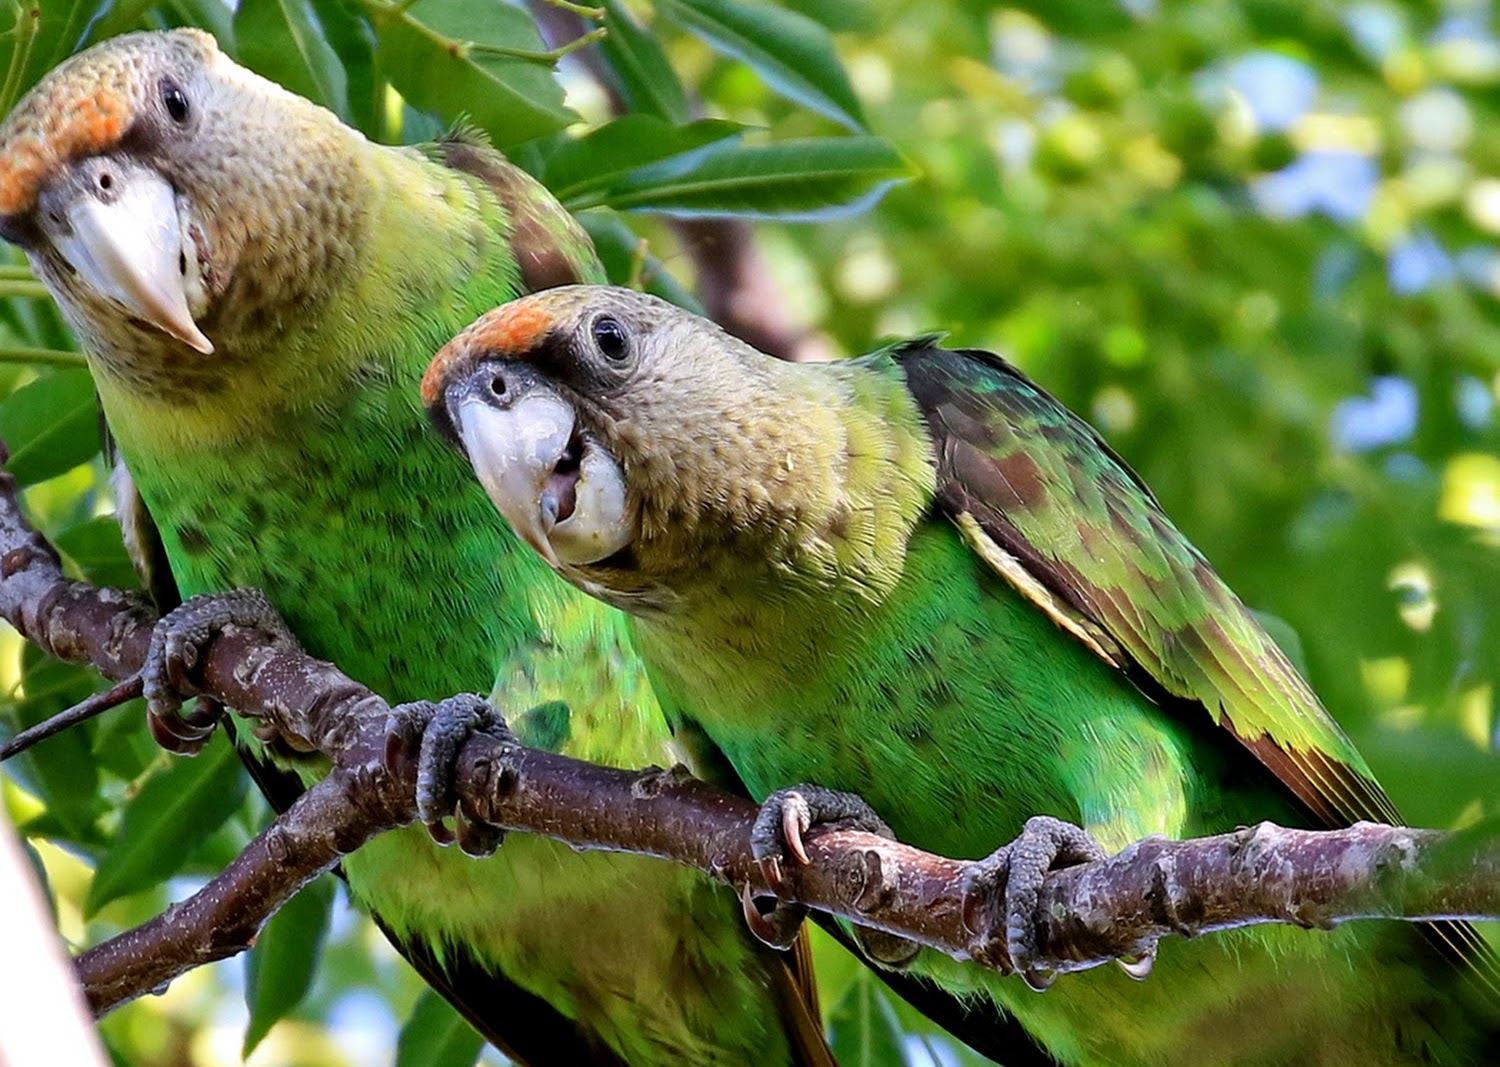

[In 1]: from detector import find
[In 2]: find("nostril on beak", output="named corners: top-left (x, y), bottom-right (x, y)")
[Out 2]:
top-left (489, 374), bottom-right (507, 400)
top-left (97, 171), bottom-right (112, 193)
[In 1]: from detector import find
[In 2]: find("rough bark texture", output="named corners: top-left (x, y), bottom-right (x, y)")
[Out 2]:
top-left (0, 460), bottom-right (1496, 1018)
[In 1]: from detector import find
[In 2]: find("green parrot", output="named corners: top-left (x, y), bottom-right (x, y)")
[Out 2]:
top-left (424, 284), bottom-right (1500, 1067)
top-left (0, 32), bottom-right (840, 1066)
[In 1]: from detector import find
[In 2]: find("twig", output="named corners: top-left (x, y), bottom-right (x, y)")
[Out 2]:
top-left (0, 346), bottom-right (87, 367)
top-left (0, 674), bottom-right (143, 761)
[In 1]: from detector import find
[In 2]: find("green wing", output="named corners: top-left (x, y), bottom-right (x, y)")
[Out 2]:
top-left (898, 341), bottom-right (1386, 826)
top-left (895, 341), bottom-right (1497, 988)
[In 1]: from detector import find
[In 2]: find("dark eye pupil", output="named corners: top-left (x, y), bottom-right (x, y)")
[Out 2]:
top-left (593, 316), bottom-right (628, 361)
top-left (162, 82), bottom-right (190, 123)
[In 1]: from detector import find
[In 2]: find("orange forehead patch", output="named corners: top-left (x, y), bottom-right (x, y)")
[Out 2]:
top-left (0, 88), bottom-right (129, 215)
top-left (421, 300), bottom-right (554, 408)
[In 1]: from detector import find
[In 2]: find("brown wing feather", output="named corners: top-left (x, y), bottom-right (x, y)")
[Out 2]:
top-left (437, 132), bottom-right (603, 292)
top-left (774, 931), bottom-right (840, 1067)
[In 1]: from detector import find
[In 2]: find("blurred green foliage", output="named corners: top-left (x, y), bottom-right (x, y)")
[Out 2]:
top-left (1, 1), bottom-right (1498, 1065)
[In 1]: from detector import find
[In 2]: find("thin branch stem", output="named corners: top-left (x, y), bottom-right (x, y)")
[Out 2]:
top-left (0, 279), bottom-right (52, 300)
top-left (463, 26), bottom-right (606, 64)
top-left (0, 675), bottom-right (143, 761)
top-left (0, 347), bottom-right (86, 368)
top-left (541, 0), bottom-right (604, 20)
top-left (0, 2), bottom-right (40, 118)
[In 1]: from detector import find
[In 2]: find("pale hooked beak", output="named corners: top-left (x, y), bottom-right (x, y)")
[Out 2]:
top-left (451, 371), bottom-right (632, 568)
top-left (49, 167), bottom-right (212, 354)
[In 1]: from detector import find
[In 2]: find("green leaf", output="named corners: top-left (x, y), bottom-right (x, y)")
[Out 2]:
top-left (544, 116), bottom-right (744, 207)
top-left (0, 370), bottom-right (100, 487)
top-left (656, 0), bottom-right (865, 130)
top-left (54, 516), bottom-right (140, 591)
top-left (0, 1), bottom-right (100, 115)
top-left (577, 210), bottom-right (704, 312)
top-left (18, 835), bottom-right (57, 923)
top-left (309, 0), bottom-right (382, 136)
top-left (89, 697), bottom-right (157, 783)
top-left (828, 968), bottom-right (905, 1067)
top-left (243, 876), bottom-right (335, 1056)
top-left (16, 809), bottom-right (107, 851)
top-left (85, 0), bottom-right (168, 45)
top-left (234, 0), bottom-right (349, 116)
top-left (4, 646), bottom-right (102, 842)
top-left (370, 0), bottom-right (574, 148)
top-left (778, 0), bottom-right (877, 33)
top-left (394, 989), bottom-right (484, 1067)
top-left (598, 0), bottom-right (688, 123)
top-left (601, 136), bottom-right (911, 219)
top-left (160, 0), bottom-right (238, 48)
top-left (85, 734), bottom-right (247, 917)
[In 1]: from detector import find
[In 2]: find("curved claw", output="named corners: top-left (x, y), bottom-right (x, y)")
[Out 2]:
top-left (759, 853), bottom-right (786, 897)
top-left (1117, 947), bottom-right (1157, 981)
top-left (250, 721), bottom-right (284, 744)
top-left (142, 589), bottom-right (296, 755)
top-left (147, 696), bottom-right (223, 755)
top-left (750, 783), bottom-right (892, 900)
top-left (454, 807), bottom-right (506, 857)
top-left (1020, 965), bottom-right (1057, 992)
top-left (746, 783), bottom-right (918, 963)
top-left (855, 927), bottom-right (923, 968)
top-left (740, 884), bottom-right (806, 950)
top-left (781, 795), bottom-right (812, 866)
top-left (424, 814), bottom-right (458, 847)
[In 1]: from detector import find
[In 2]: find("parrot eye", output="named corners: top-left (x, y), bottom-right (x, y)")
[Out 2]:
top-left (161, 80), bottom-right (191, 125)
top-left (591, 316), bottom-right (629, 363)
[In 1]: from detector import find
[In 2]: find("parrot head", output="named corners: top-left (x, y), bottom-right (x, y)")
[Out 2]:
top-left (424, 285), bottom-right (866, 611)
top-left (0, 29), bottom-right (365, 384)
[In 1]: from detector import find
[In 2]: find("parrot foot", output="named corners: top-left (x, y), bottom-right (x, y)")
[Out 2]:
top-left (143, 588), bottom-right (297, 755)
top-left (747, 784), bottom-right (918, 964)
top-left (385, 694), bottom-right (517, 857)
top-left (961, 815), bottom-right (1109, 991)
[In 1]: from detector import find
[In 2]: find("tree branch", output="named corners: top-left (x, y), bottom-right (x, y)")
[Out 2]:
top-left (0, 456), bottom-right (1496, 1020)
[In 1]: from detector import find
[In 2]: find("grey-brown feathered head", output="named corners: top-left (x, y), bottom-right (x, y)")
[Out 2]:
top-left (0, 29), bottom-right (366, 388)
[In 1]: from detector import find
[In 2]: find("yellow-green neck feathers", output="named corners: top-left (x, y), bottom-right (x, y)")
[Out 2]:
top-left (620, 354), bottom-right (936, 621)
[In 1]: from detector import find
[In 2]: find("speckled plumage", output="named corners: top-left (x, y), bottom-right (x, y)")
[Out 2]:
top-left (0, 35), bottom-right (829, 1066)
top-left (431, 287), bottom-right (1500, 1067)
